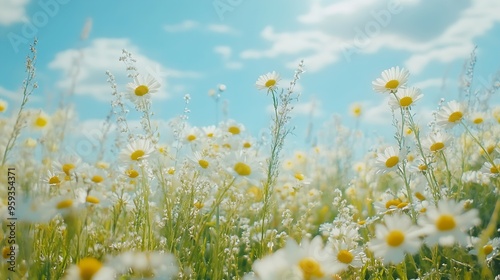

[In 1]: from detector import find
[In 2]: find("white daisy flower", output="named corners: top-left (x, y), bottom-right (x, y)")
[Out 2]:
top-left (375, 146), bottom-right (403, 174)
top-left (256, 71), bottom-right (281, 91)
top-left (225, 151), bottom-right (265, 185)
top-left (388, 87), bottom-right (423, 109)
top-left (63, 257), bottom-right (115, 280)
top-left (0, 99), bottom-right (8, 113)
top-left (368, 213), bottom-right (422, 265)
top-left (418, 199), bottom-right (480, 247)
top-left (126, 74), bottom-right (160, 104)
top-left (480, 158), bottom-right (500, 177)
top-left (435, 101), bottom-right (465, 128)
top-left (329, 241), bottom-right (365, 274)
top-left (119, 139), bottom-right (154, 163)
top-left (372, 66), bottom-right (410, 93)
top-left (422, 131), bottom-right (450, 153)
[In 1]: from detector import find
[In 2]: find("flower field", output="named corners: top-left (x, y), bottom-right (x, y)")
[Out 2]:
top-left (1, 41), bottom-right (499, 280)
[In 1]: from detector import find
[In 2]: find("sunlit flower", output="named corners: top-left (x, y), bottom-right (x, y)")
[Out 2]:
top-left (480, 158), bottom-right (500, 177)
top-left (388, 87), bottom-right (423, 109)
top-left (368, 213), bottom-right (422, 265)
top-left (256, 71), bottom-right (280, 91)
top-left (225, 152), bottom-right (264, 185)
top-left (120, 139), bottom-right (154, 162)
top-left (418, 199), bottom-right (480, 247)
top-left (329, 241), bottom-right (364, 274)
top-left (350, 103), bottom-right (362, 118)
top-left (126, 74), bottom-right (160, 105)
top-left (422, 132), bottom-right (450, 153)
top-left (470, 112), bottom-right (485, 125)
top-left (372, 66), bottom-right (409, 93)
top-left (0, 99), bottom-right (7, 113)
top-left (64, 257), bottom-right (115, 280)
top-left (108, 251), bottom-right (178, 279)
top-left (436, 101), bottom-right (465, 128)
top-left (375, 146), bottom-right (403, 174)
top-left (32, 111), bottom-right (50, 130)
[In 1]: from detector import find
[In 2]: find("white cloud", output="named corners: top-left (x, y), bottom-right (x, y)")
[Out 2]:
top-left (214, 45), bottom-right (243, 70)
top-left (48, 38), bottom-right (200, 102)
top-left (413, 78), bottom-right (445, 90)
top-left (242, 0), bottom-right (500, 73)
top-left (207, 24), bottom-right (236, 34)
top-left (163, 20), bottom-right (199, 32)
top-left (362, 98), bottom-right (392, 125)
top-left (0, 0), bottom-right (29, 26)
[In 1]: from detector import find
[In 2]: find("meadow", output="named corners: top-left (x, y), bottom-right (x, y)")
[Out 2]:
top-left (1, 40), bottom-right (499, 279)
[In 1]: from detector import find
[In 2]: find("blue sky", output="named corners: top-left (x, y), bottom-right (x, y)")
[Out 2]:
top-left (1, 0), bottom-right (499, 148)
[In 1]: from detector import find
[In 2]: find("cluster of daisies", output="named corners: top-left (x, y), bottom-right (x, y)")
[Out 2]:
top-left (0, 64), bottom-right (499, 280)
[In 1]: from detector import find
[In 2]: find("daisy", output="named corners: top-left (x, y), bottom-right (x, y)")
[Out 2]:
top-left (126, 74), bottom-right (160, 103)
top-left (225, 151), bottom-right (264, 185)
top-left (0, 99), bottom-right (7, 113)
top-left (470, 112), bottom-right (485, 125)
top-left (388, 87), bottom-right (423, 109)
top-left (32, 110), bottom-right (50, 130)
top-left (435, 101), bottom-right (465, 128)
top-left (64, 257), bottom-right (115, 280)
top-left (329, 241), bottom-right (364, 274)
top-left (368, 213), bottom-right (422, 265)
top-left (422, 132), bottom-right (450, 153)
top-left (251, 236), bottom-right (337, 280)
top-left (190, 151), bottom-right (217, 173)
top-left (480, 158), bottom-right (500, 177)
top-left (108, 251), bottom-right (178, 279)
top-left (119, 139), bottom-right (154, 163)
top-left (53, 155), bottom-right (83, 179)
top-left (350, 103), bottom-right (362, 118)
top-left (372, 66), bottom-right (410, 93)
top-left (418, 199), bottom-right (480, 247)
top-left (256, 71), bottom-right (281, 91)
top-left (375, 146), bottom-right (403, 174)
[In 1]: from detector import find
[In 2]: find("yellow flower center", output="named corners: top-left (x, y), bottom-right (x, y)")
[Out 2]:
top-left (473, 117), bottom-right (483, 124)
top-left (35, 117), bottom-right (48, 128)
top-left (248, 186), bottom-right (263, 201)
top-left (418, 164), bottom-right (427, 172)
top-left (385, 199), bottom-right (401, 209)
top-left (126, 169), bottom-right (139, 178)
top-left (134, 85), bottom-right (149, 96)
top-left (91, 175), bottom-right (104, 183)
top-left (298, 257), bottom-right (324, 280)
top-left (2, 246), bottom-right (12, 259)
top-left (194, 201), bottom-right (204, 209)
top-left (397, 202), bottom-right (408, 208)
top-left (130, 150), bottom-right (145, 161)
top-left (448, 111), bottom-right (463, 123)
top-left (415, 192), bottom-right (426, 201)
top-left (385, 80), bottom-right (399, 90)
top-left (198, 159), bottom-right (209, 169)
top-left (187, 134), bottom-right (196, 142)
top-left (436, 214), bottom-right (456, 231)
top-left (228, 126), bottom-right (240, 134)
top-left (243, 142), bottom-right (252, 148)
top-left (62, 163), bottom-right (75, 176)
top-left (337, 250), bottom-right (354, 264)
top-left (399, 96), bottom-right (413, 107)
top-left (294, 173), bottom-right (305, 181)
top-left (56, 199), bottom-right (73, 209)
top-left (264, 79), bottom-right (276, 88)
top-left (430, 142), bottom-right (445, 152)
top-left (490, 165), bottom-right (499, 174)
top-left (49, 176), bottom-right (61, 185)
top-left (234, 162), bottom-right (251, 176)
top-left (386, 230), bottom-right (405, 247)
top-left (483, 244), bottom-right (493, 255)
top-left (206, 132), bottom-right (214, 138)
top-left (352, 106), bottom-right (362, 117)
top-left (0, 102), bottom-right (6, 112)
top-left (385, 156), bottom-right (399, 168)
top-left (78, 257), bottom-right (103, 280)
top-left (86, 196), bottom-right (100, 204)
top-left (167, 168), bottom-right (175, 175)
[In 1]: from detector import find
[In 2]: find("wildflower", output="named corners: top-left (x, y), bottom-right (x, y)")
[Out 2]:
top-left (350, 103), bottom-right (362, 118)
top-left (225, 152), bottom-right (264, 185)
top-left (372, 66), bottom-right (409, 93)
top-left (126, 74), bottom-right (160, 104)
top-left (108, 251), bottom-right (178, 279)
top-left (435, 101), bottom-right (465, 128)
top-left (53, 155), bottom-right (83, 179)
top-left (480, 158), bottom-right (500, 177)
top-left (32, 111), bottom-right (50, 130)
top-left (256, 71), bottom-right (280, 91)
top-left (251, 236), bottom-right (337, 280)
top-left (119, 139), bottom-right (154, 162)
top-left (368, 213), bottom-right (422, 265)
top-left (64, 257), bottom-right (115, 280)
top-left (375, 146), bottom-right (402, 174)
top-left (190, 151), bottom-right (216, 173)
top-left (388, 87), bottom-right (423, 109)
top-left (470, 112), bottom-right (485, 125)
top-left (422, 132), bottom-right (450, 153)
top-left (0, 99), bottom-right (7, 113)
top-left (469, 237), bottom-right (500, 262)
top-left (330, 241), bottom-right (364, 274)
top-left (418, 199), bottom-right (480, 247)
